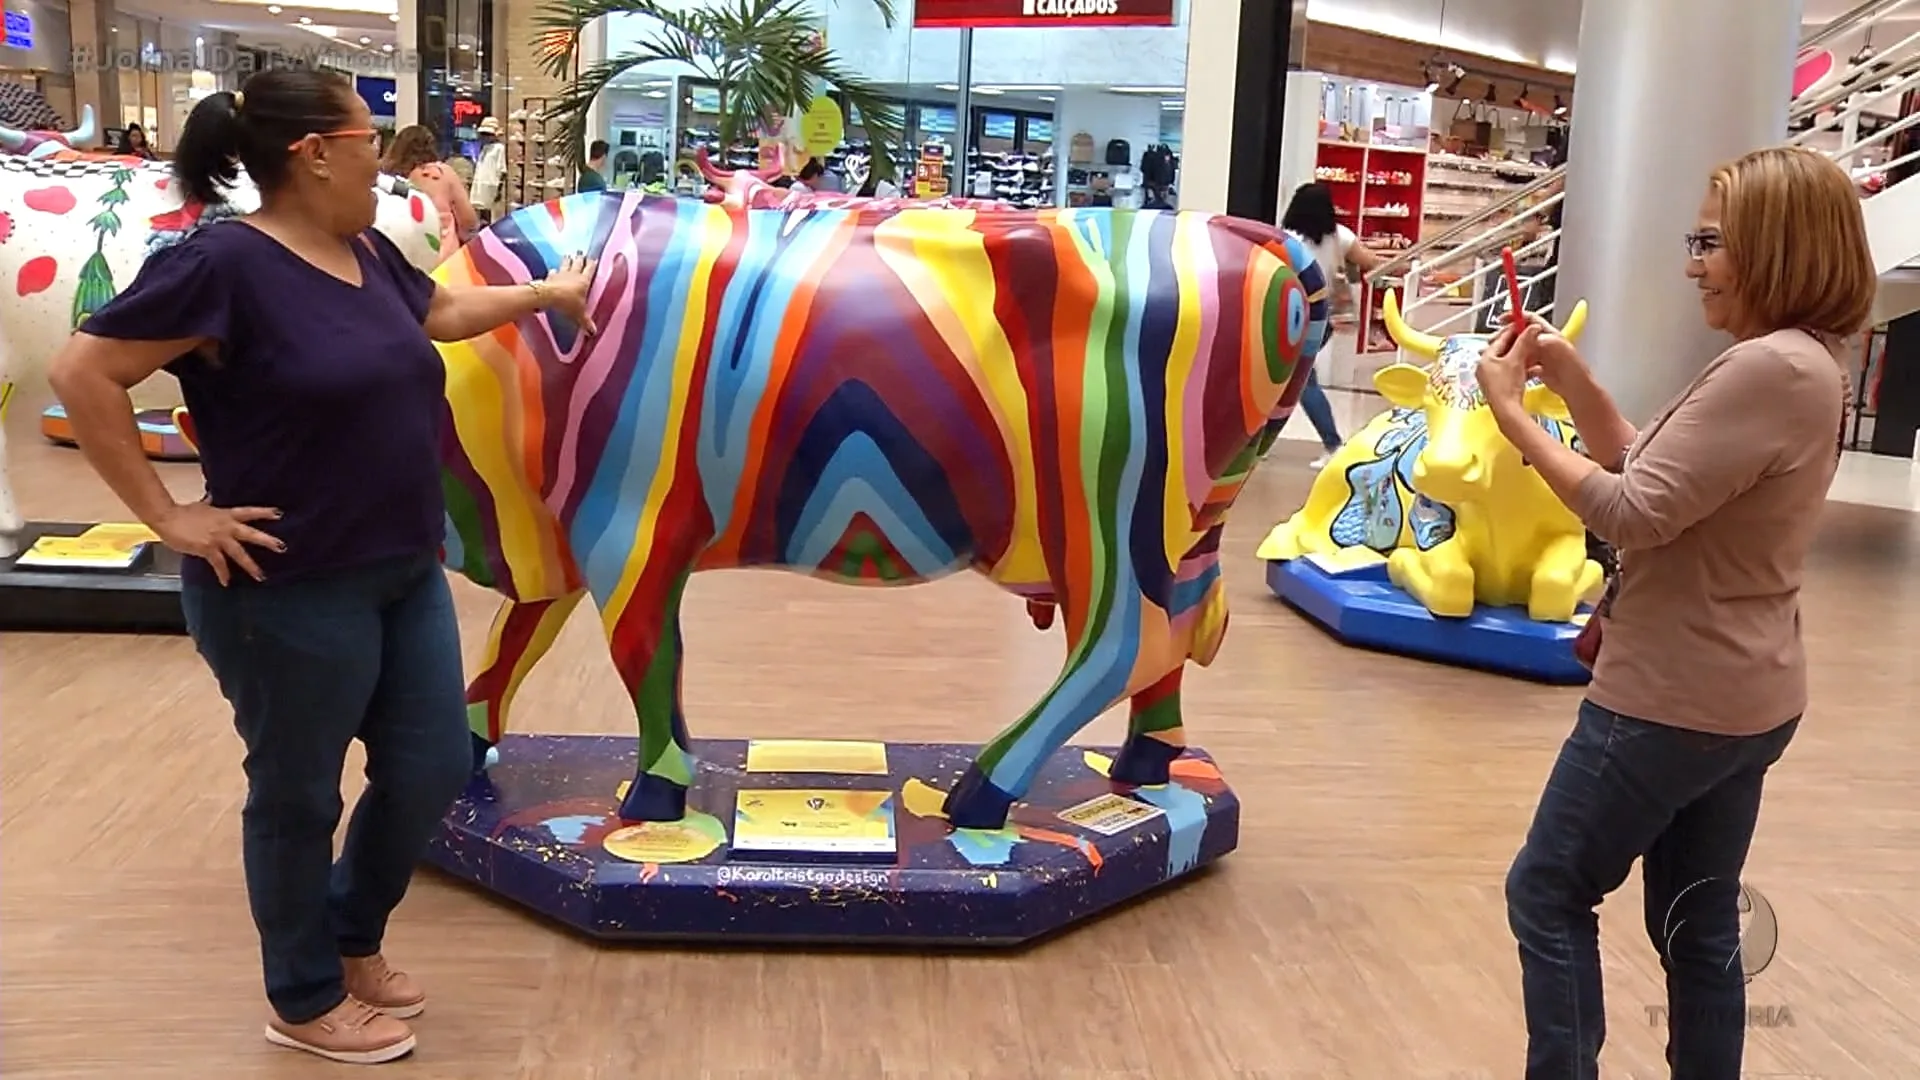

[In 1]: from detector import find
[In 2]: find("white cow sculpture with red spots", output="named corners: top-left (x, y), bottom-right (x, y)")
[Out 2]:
top-left (0, 114), bottom-right (442, 557)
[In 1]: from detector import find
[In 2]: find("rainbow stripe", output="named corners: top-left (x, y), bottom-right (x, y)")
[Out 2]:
top-left (439, 192), bottom-right (1327, 828)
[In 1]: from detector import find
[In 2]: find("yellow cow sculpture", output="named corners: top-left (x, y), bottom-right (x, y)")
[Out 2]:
top-left (1257, 290), bottom-right (1605, 622)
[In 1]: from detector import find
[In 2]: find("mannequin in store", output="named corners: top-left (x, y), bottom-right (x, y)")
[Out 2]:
top-left (382, 124), bottom-right (480, 259)
top-left (43, 67), bottom-right (595, 1066)
top-left (1279, 182), bottom-right (1386, 468)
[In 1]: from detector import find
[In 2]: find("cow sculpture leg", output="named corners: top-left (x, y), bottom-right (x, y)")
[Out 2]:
top-left (464, 592), bottom-right (586, 770)
top-left (606, 566), bottom-right (701, 823)
top-left (1387, 537), bottom-right (1477, 619)
top-left (1110, 668), bottom-right (1188, 786)
top-left (1527, 533), bottom-right (1605, 623)
top-left (0, 381), bottom-right (20, 561)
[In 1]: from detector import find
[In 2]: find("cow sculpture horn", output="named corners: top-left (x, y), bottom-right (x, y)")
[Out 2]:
top-left (693, 146), bottom-right (729, 182)
top-left (1380, 289), bottom-right (1442, 359)
top-left (66, 104), bottom-right (97, 147)
top-left (1382, 287), bottom-right (1590, 360)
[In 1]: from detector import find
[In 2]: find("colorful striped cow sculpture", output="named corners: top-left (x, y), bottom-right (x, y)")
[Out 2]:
top-left (436, 191), bottom-right (1329, 830)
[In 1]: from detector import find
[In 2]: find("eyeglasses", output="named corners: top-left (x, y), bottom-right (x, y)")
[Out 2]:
top-left (1684, 230), bottom-right (1723, 260)
top-left (288, 127), bottom-right (379, 152)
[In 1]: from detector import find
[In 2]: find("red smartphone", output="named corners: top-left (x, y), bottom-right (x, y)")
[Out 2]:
top-left (1501, 246), bottom-right (1526, 328)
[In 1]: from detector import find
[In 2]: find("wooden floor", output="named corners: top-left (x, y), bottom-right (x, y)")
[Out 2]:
top-left (3, 416), bottom-right (1919, 1079)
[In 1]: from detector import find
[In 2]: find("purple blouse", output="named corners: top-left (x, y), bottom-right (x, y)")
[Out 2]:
top-left (78, 221), bottom-right (446, 588)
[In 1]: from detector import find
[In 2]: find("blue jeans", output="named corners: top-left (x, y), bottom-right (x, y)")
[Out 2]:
top-left (183, 551), bottom-right (471, 1025)
top-left (1290, 366), bottom-right (1342, 451)
top-left (1506, 699), bottom-right (1798, 1079)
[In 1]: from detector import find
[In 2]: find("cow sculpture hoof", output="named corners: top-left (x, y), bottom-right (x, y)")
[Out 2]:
top-left (617, 772), bottom-right (690, 823)
top-left (942, 766), bottom-right (1019, 831)
top-left (1109, 736), bottom-right (1183, 787)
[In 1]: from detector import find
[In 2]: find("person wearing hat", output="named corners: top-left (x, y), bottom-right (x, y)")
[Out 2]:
top-left (470, 115), bottom-right (506, 222)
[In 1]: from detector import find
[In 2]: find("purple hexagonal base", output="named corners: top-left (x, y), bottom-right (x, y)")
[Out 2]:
top-left (424, 735), bottom-right (1239, 945)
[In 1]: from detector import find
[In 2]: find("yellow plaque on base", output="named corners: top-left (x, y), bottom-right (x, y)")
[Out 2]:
top-left (733, 789), bottom-right (897, 855)
top-left (744, 739), bottom-right (890, 776)
top-left (14, 523), bottom-right (160, 570)
top-left (1301, 547), bottom-right (1388, 576)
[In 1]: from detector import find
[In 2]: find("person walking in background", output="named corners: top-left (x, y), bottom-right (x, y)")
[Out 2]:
top-left (1480, 145), bottom-right (1869, 1079)
top-left (469, 115), bottom-right (506, 223)
top-left (381, 125), bottom-right (480, 260)
top-left (1280, 182), bottom-right (1385, 468)
top-left (577, 139), bottom-right (608, 192)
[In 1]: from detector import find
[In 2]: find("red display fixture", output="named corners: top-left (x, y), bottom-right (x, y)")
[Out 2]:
top-left (1314, 138), bottom-right (1429, 354)
top-left (912, 0), bottom-right (1177, 29)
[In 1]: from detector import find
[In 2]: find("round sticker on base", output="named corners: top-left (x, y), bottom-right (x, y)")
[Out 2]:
top-left (601, 810), bottom-right (728, 864)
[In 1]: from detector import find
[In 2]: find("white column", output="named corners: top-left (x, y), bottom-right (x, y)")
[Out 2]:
top-left (581, 15), bottom-right (606, 155)
top-left (1179, 0), bottom-right (1240, 214)
top-left (1554, 0), bottom-right (1803, 423)
top-left (396, 0), bottom-right (420, 129)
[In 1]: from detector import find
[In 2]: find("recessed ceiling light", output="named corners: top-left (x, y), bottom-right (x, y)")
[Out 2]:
top-left (358, 35), bottom-right (370, 43)
top-left (457, 41), bottom-right (470, 50)
top-left (382, 43), bottom-right (393, 52)
top-left (298, 15), bottom-right (311, 23)
top-left (388, 12), bottom-right (398, 20)
top-left (267, 3), bottom-right (280, 11)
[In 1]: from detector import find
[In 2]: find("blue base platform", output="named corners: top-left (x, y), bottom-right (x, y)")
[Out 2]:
top-left (1266, 556), bottom-right (1592, 685)
top-left (424, 735), bottom-right (1239, 946)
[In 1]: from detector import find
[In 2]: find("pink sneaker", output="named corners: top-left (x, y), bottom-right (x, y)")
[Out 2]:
top-left (265, 995), bottom-right (416, 1064)
top-left (342, 953), bottom-right (427, 1019)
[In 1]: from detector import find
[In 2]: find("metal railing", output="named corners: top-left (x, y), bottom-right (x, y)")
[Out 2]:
top-left (1360, 0), bottom-right (1920, 351)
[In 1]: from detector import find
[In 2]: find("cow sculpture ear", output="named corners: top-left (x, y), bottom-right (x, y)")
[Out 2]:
top-left (1373, 364), bottom-right (1429, 409)
top-left (1523, 382), bottom-right (1573, 421)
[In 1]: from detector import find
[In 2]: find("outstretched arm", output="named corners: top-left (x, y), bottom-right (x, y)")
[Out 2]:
top-left (420, 254), bottom-right (598, 342)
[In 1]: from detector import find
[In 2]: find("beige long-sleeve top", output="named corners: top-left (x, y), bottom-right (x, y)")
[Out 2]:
top-left (1570, 328), bottom-right (1847, 736)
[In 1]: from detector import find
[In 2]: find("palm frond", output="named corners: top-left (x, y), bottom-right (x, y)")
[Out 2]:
top-left (534, 0), bottom-right (908, 183)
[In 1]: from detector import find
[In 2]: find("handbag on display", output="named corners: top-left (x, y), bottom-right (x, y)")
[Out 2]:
top-left (1069, 132), bottom-right (1096, 164)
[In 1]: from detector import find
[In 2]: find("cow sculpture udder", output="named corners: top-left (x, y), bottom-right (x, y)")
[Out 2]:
top-left (435, 191), bottom-right (1329, 831)
top-left (1260, 289), bottom-right (1602, 622)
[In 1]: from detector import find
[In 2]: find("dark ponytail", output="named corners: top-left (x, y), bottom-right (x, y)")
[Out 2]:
top-left (173, 67), bottom-right (356, 206)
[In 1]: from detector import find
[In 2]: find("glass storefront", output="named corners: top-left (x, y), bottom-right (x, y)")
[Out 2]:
top-left (415, 0), bottom-right (498, 163)
top-left (592, 0), bottom-right (1191, 208)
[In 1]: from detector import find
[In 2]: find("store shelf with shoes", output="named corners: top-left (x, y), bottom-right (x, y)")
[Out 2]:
top-left (504, 98), bottom-right (576, 208)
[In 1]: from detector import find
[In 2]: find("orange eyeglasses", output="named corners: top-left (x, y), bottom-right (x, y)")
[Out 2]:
top-left (289, 127), bottom-right (379, 151)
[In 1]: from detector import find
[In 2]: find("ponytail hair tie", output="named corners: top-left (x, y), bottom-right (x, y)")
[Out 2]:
top-left (233, 90), bottom-right (245, 111)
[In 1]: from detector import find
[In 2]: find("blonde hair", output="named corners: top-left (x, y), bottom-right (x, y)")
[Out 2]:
top-left (1708, 145), bottom-right (1876, 339)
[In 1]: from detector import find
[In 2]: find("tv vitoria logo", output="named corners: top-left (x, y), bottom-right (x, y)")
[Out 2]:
top-left (1021, 0), bottom-right (1123, 16)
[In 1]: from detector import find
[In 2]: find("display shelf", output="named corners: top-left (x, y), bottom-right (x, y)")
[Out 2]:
top-left (1315, 138), bottom-right (1429, 355)
top-left (504, 97), bottom-right (575, 213)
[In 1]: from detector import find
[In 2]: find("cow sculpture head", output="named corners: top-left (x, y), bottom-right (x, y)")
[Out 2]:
top-left (0, 105), bottom-right (98, 161)
top-left (1375, 290), bottom-right (1589, 509)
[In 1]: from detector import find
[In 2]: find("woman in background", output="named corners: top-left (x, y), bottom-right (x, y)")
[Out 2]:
top-left (115, 122), bottom-right (158, 160)
top-left (1478, 145), bottom-right (1868, 1079)
top-left (382, 124), bottom-right (480, 260)
top-left (1280, 182), bottom-right (1385, 468)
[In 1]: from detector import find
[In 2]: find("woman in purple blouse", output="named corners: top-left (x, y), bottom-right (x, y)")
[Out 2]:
top-left (46, 69), bottom-right (595, 1065)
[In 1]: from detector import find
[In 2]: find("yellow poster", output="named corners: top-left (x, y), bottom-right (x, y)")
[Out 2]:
top-left (602, 810), bottom-right (728, 865)
top-left (800, 96), bottom-right (846, 160)
top-left (744, 739), bottom-right (889, 776)
top-left (733, 788), bottom-right (896, 855)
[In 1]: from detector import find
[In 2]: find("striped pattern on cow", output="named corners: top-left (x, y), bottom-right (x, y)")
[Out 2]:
top-left (434, 191), bottom-right (1327, 828)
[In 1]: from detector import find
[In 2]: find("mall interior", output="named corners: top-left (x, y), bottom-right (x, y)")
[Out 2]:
top-left (4, 0), bottom-right (1920, 1074)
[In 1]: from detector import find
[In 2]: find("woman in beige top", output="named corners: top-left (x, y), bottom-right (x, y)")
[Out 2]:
top-left (382, 125), bottom-right (480, 262)
top-left (1474, 145), bottom-right (1871, 1079)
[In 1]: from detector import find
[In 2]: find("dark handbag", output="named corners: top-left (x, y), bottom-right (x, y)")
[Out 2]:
top-left (1573, 532), bottom-right (1619, 669)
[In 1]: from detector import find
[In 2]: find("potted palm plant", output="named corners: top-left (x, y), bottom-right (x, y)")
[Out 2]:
top-left (531, 0), bottom-right (908, 183)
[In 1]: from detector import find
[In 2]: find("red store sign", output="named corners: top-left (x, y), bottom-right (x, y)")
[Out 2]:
top-left (913, 0), bottom-right (1177, 29)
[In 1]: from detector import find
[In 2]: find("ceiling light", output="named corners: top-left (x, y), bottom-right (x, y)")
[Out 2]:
top-left (267, 3), bottom-right (280, 11)
top-left (388, 12), bottom-right (398, 20)
top-left (382, 43), bottom-right (393, 52)
top-left (299, 15), bottom-right (311, 23)
top-left (358, 35), bottom-right (370, 43)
